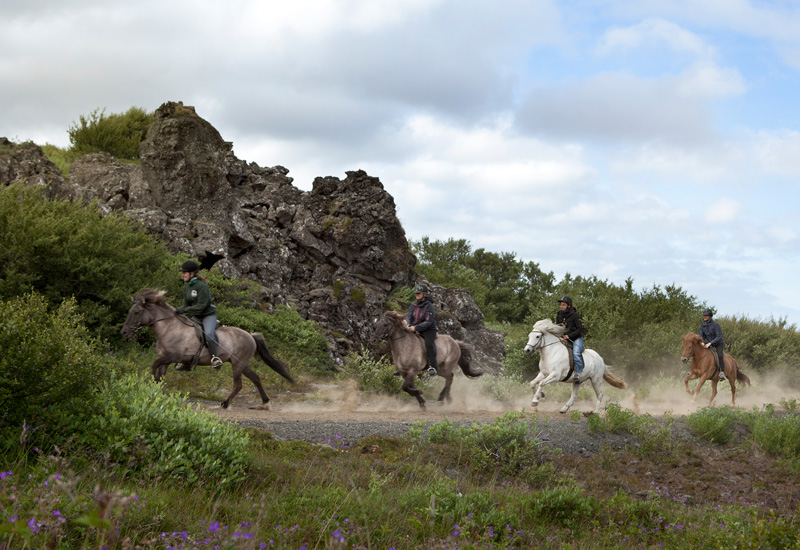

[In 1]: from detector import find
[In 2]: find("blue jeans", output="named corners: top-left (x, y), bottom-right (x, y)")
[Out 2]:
top-left (202, 313), bottom-right (219, 356)
top-left (571, 337), bottom-right (585, 373)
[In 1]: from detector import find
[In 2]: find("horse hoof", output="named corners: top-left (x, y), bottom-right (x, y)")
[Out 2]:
top-left (559, 409), bottom-right (568, 414)
top-left (531, 401), bottom-right (539, 407)
top-left (221, 401), bottom-right (229, 409)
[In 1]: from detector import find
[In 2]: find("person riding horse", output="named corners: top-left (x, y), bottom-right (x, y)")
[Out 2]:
top-left (407, 283), bottom-right (438, 376)
top-left (699, 308), bottom-right (726, 381)
top-left (556, 296), bottom-right (585, 384)
top-left (175, 260), bottom-right (224, 370)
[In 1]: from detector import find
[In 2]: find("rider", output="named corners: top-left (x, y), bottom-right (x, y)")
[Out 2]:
top-left (556, 296), bottom-right (585, 383)
top-left (175, 260), bottom-right (224, 370)
top-left (407, 283), bottom-right (438, 377)
top-left (699, 308), bottom-right (726, 381)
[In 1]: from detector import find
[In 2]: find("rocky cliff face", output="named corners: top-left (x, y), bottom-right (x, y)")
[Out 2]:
top-left (0, 102), bottom-right (505, 372)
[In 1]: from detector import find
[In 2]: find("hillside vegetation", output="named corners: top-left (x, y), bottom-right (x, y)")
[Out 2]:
top-left (1, 124), bottom-right (799, 548)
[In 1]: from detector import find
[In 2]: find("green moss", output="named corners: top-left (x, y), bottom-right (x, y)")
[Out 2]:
top-left (349, 287), bottom-right (366, 307)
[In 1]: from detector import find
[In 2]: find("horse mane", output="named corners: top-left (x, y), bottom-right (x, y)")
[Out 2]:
top-left (134, 288), bottom-right (169, 306)
top-left (384, 310), bottom-right (409, 329)
top-left (533, 319), bottom-right (566, 336)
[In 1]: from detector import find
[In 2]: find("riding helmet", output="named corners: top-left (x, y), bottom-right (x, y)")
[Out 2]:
top-left (702, 308), bottom-right (714, 317)
top-left (414, 283), bottom-right (431, 294)
top-left (557, 296), bottom-right (573, 307)
top-left (180, 260), bottom-right (200, 273)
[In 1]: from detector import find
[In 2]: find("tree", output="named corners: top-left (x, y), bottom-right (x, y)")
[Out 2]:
top-left (68, 106), bottom-right (153, 160)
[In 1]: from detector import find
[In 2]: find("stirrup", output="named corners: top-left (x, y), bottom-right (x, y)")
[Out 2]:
top-left (572, 372), bottom-right (580, 384)
top-left (211, 356), bottom-right (223, 370)
top-left (426, 366), bottom-right (437, 377)
top-left (718, 371), bottom-right (726, 381)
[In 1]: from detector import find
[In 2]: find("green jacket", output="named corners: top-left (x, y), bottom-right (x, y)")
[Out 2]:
top-left (177, 278), bottom-right (216, 318)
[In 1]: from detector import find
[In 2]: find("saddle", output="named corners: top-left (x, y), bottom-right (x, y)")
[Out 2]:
top-left (177, 317), bottom-right (218, 371)
top-left (709, 347), bottom-right (722, 370)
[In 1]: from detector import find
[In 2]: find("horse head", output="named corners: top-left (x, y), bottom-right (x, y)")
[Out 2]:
top-left (120, 289), bottom-right (170, 339)
top-left (370, 311), bottom-right (403, 346)
top-left (524, 319), bottom-right (565, 356)
top-left (680, 333), bottom-right (701, 364)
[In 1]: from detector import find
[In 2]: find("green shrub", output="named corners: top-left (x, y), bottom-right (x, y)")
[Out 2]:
top-left (685, 406), bottom-right (738, 444)
top-left (745, 406), bottom-right (800, 461)
top-left (0, 184), bottom-right (176, 343)
top-left (73, 373), bottom-right (249, 489)
top-left (41, 143), bottom-right (79, 177)
top-left (67, 106), bottom-right (153, 160)
top-left (342, 348), bottom-right (402, 394)
top-left (0, 293), bottom-right (102, 438)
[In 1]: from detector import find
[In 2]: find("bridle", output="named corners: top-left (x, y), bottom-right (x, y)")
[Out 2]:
top-left (527, 330), bottom-right (565, 352)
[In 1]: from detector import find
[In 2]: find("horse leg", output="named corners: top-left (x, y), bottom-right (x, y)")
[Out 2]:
top-left (532, 372), bottom-right (560, 408)
top-left (587, 374), bottom-right (604, 414)
top-left (529, 373), bottom-right (545, 407)
top-left (222, 369), bottom-right (245, 409)
top-left (691, 374), bottom-right (710, 403)
top-left (707, 379), bottom-right (718, 406)
top-left (241, 364), bottom-right (271, 407)
top-left (684, 372), bottom-right (698, 395)
top-left (150, 356), bottom-right (176, 382)
top-left (402, 375), bottom-right (426, 409)
top-left (437, 370), bottom-right (454, 405)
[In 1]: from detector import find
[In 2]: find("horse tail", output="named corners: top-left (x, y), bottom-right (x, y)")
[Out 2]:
top-left (252, 333), bottom-right (295, 384)
top-left (733, 360), bottom-right (751, 387)
top-left (457, 342), bottom-right (483, 378)
top-left (603, 368), bottom-right (627, 390)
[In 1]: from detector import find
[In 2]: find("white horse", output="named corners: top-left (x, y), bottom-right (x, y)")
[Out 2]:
top-left (523, 319), bottom-right (627, 414)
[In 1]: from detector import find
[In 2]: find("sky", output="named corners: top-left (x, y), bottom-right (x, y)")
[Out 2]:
top-left (3, 0), bottom-right (800, 326)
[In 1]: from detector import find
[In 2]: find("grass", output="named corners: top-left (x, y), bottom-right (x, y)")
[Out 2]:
top-left (3, 402), bottom-right (800, 549)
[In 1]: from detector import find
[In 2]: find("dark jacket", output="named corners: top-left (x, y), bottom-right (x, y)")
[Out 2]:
top-left (177, 277), bottom-right (217, 318)
top-left (406, 296), bottom-right (437, 333)
top-left (556, 308), bottom-right (584, 340)
top-left (699, 319), bottom-right (724, 346)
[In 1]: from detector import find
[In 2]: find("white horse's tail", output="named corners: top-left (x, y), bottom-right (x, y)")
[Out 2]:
top-left (603, 368), bottom-right (627, 389)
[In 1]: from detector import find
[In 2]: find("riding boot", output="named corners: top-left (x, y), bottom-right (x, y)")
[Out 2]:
top-left (423, 331), bottom-right (438, 376)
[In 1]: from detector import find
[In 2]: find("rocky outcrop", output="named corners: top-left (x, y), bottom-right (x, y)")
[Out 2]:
top-left (0, 102), bottom-right (505, 372)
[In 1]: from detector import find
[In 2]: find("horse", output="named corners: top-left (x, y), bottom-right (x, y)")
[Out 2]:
top-left (681, 333), bottom-right (750, 406)
top-left (523, 319), bottom-right (627, 414)
top-left (370, 311), bottom-right (483, 409)
top-left (120, 289), bottom-right (295, 409)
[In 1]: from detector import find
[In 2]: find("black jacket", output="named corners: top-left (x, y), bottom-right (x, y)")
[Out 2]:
top-left (699, 319), bottom-right (724, 346)
top-left (556, 308), bottom-right (584, 340)
top-left (406, 296), bottom-right (437, 333)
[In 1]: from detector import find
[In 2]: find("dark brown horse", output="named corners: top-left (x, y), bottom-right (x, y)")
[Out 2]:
top-left (121, 289), bottom-right (295, 409)
top-left (370, 311), bottom-right (483, 409)
top-left (681, 333), bottom-right (750, 406)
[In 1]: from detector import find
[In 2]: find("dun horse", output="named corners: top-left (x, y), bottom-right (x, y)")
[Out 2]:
top-left (121, 289), bottom-right (295, 409)
top-left (681, 333), bottom-right (750, 406)
top-left (370, 311), bottom-right (483, 409)
top-left (523, 319), bottom-right (627, 414)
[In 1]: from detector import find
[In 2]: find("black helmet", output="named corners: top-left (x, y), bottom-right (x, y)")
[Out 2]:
top-left (414, 283), bottom-right (430, 294)
top-left (557, 296), bottom-right (573, 307)
top-left (180, 260), bottom-right (200, 273)
top-left (702, 308), bottom-right (714, 317)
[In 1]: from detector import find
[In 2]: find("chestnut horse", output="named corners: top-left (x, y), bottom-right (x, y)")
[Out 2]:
top-left (370, 311), bottom-right (483, 409)
top-left (121, 289), bottom-right (295, 409)
top-left (681, 333), bottom-right (750, 406)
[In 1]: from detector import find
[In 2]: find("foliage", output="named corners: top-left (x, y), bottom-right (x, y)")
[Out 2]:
top-left (0, 184), bottom-right (177, 343)
top-left (588, 403), bottom-right (676, 458)
top-left (70, 373), bottom-right (249, 489)
top-left (411, 237), bottom-right (555, 323)
top-left (685, 406), bottom-right (738, 444)
top-left (745, 404), bottom-right (800, 462)
top-left (67, 106), bottom-right (153, 160)
top-left (0, 293), bottom-right (102, 438)
top-left (341, 347), bottom-right (403, 394)
top-left (41, 143), bottom-right (80, 177)
top-left (721, 315), bottom-right (800, 370)
top-left (410, 412), bottom-right (547, 480)
top-left (202, 270), bottom-right (334, 373)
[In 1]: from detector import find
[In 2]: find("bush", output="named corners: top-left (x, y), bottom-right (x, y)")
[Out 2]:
top-left (73, 373), bottom-right (249, 489)
top-left (67, 106), bottom-right (153, 160)
top-left (342, 348), bottom-right (402, 394)
top-left (0, 184), bottom-right (177, 343)
top-left (0, 294), bottom-right (102, 438)
top-left (685, 406), bottom-right (738, 444)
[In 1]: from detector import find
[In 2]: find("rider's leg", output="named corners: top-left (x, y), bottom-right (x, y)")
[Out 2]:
top-left (202, 314), bottom-right (223, 369)
top-left (423, 330), bottom-right (438, 375)
top-left (572, 337), bottom-right (585, 383)
top-left (715, 343), bottom-right (726, 380)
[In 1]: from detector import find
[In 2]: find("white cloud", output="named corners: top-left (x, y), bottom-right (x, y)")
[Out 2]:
top-left (598, 18), bottom-right (713, 58)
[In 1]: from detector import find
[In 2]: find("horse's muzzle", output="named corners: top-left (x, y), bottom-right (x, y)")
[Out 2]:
top-left (681, 356), bottom-right (689, 364)
top-left (524, 345), bottom-right (535, 356)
